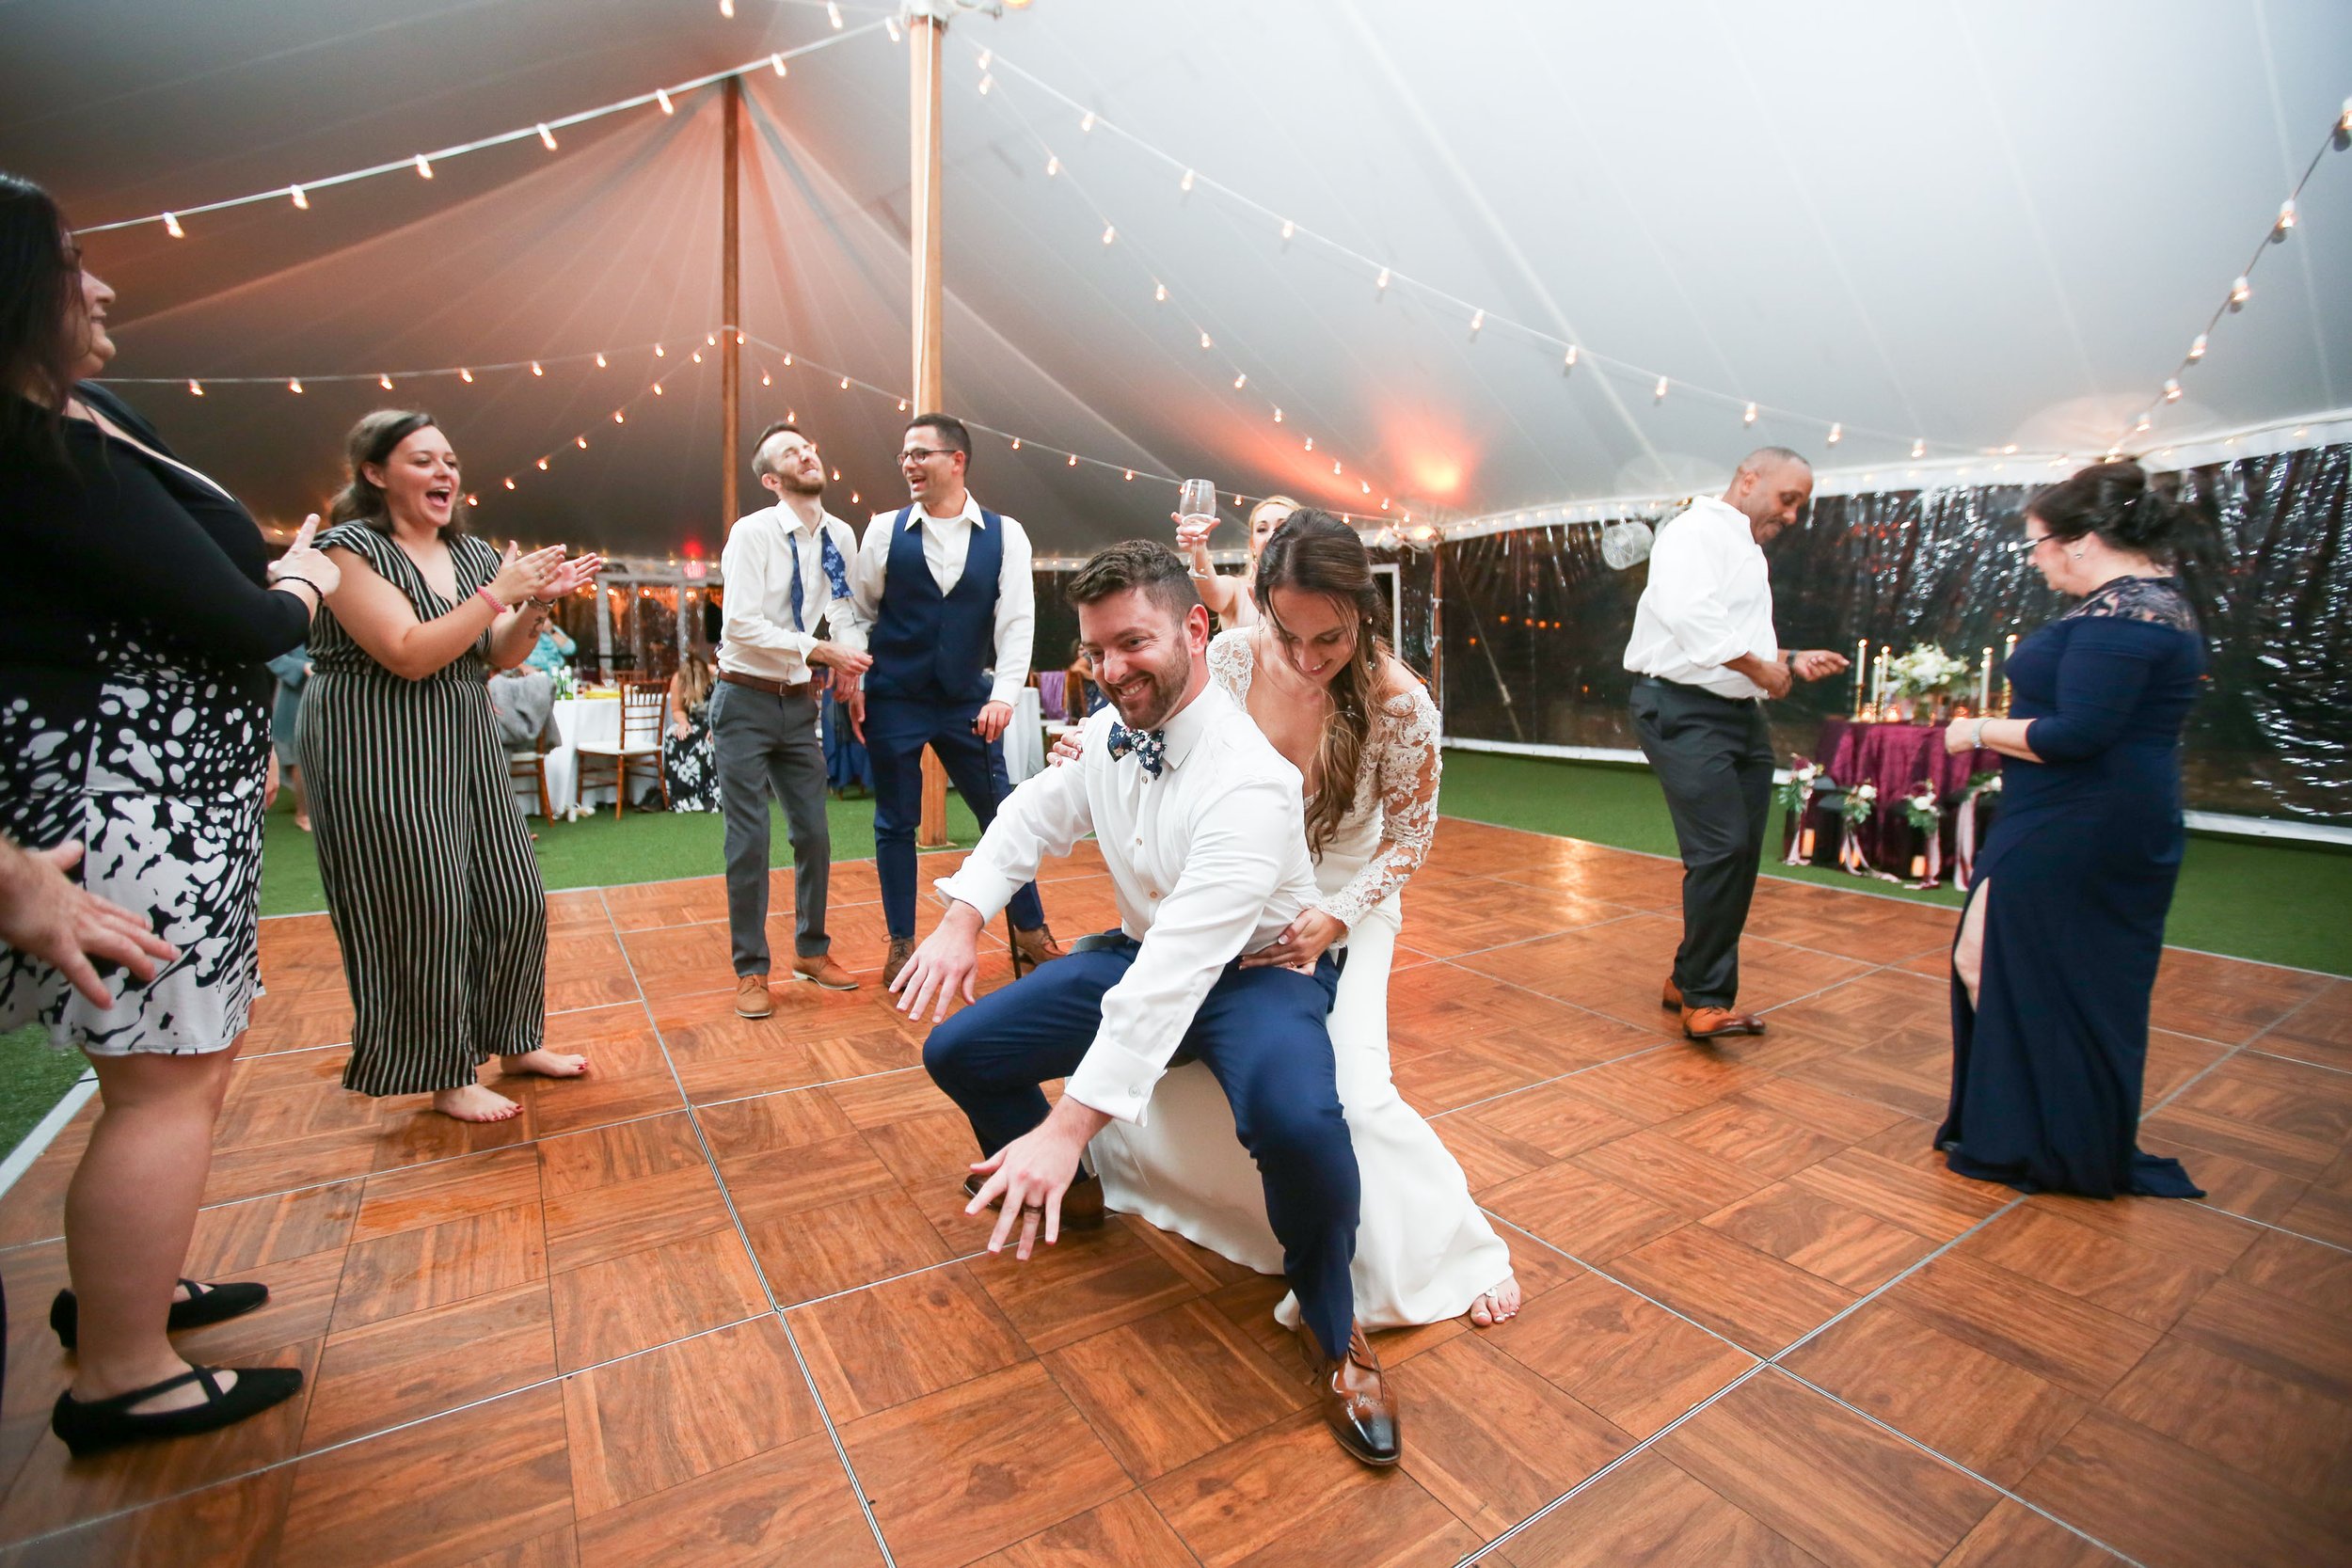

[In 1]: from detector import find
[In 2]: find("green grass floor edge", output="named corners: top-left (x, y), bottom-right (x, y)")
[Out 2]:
top-left (6, 754), bottom-right (2343, 1164)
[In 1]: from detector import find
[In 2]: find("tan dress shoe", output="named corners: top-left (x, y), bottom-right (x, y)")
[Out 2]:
top-left (1008, 923), bottom-right (1066, 979)
top-left (1681, 1005), bottom-right (1765, 1040)
top-left (1309, 1323), bottom-right (1401, 1466)
top-left (790, 954), bottom-right (858, 990)
top-left (961, 1171), bottom-right (1106, 1229)
top-left (1661, 976), bottom-right (1683, 1011)
top-left (735, 974), bottom-right (773, 1019)
top-left (882, 937), bottom-right (914, 990)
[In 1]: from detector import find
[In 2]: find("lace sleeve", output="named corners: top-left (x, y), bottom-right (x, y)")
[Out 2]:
top-left (1311, 677), bottom-right (1442, 928)
top-left (1207, 626), bottom-right (1255, 705)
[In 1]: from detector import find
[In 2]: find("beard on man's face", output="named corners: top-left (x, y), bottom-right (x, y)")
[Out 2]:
top-left (775, 470), bottom-right (825, 499)
top-left (1106, 640), bottom-right (1192, 731)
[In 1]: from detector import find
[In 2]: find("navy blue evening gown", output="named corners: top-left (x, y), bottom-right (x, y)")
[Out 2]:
top-left (1939, 576), bottom-right (2205, 1198)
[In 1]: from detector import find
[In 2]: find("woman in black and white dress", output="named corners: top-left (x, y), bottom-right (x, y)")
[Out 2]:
top-left (0, 173), bottom-right (338, 1453)
top-left (303, 411), bottom-right (601, 1121)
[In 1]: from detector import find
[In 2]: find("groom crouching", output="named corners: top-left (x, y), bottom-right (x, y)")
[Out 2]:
top-left (894, 539), bottom-right (1399, 1466)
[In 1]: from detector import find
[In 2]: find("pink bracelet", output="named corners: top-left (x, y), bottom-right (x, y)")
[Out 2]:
top-left (475, 586), bottom-right (507, 613)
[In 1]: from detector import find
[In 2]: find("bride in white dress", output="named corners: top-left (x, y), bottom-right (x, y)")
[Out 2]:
top-left (1089, 510), bottom-right (1518, 1329)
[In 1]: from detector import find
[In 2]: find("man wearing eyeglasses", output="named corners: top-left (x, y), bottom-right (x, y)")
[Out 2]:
top-left (712, 421), bottom-right (871, 1017)
top-left (1624, 446), bottom-right (1849, 1042)
top-left (846, 413), bottom-right (1063, 988)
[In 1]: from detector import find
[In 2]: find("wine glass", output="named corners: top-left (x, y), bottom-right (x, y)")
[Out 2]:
top-left (1177, 478), bottom-right (1218, 551)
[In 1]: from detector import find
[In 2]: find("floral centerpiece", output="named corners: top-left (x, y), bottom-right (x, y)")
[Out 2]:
top-left (1884, 644), bottom-right (1970, 701)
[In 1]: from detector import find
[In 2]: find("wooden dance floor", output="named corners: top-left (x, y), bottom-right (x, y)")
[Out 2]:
top-left (1, 819), bottom-right (2347, 1566)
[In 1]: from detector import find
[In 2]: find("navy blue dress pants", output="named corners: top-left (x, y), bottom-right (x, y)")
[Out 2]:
top-left (922, 935), bottom-right (1359, 1359)
top-left (866, 694), bottom-right (1044, 939)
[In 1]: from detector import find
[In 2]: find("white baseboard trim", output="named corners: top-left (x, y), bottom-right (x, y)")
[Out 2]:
top-left (0, 1072), bottom-right (97, 1202)
top-left (1441, 736), bottom-right (2351, 847)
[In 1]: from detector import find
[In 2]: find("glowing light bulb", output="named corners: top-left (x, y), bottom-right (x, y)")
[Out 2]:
top-left (1011, 438), bottom-right (1022, 451)
top-left (576, 436), bottom-right (588, 449)
top-left (2163, 378), bottom-right (2182, 402)
top-left (719, 0), bottom-right (733, 16)
top-left (2277, 198), bottom-right (2296, 232)
top-left (736, 331), bottom-right (745, 345)
top-left (760, 370), bottom-right (771, 387)
top-left (977, 75), bottom-right (993, 95)
top-left (1081, 111), bottom-right (1096, 133)
top-left (595, 352), bottom-right (608, 368)
top-left (1563, 345), bottom-right (1578, 372)
top-left (163, 212), bottom-right (184, 238)
top-left (504, 478), bottom-right (516, 489)
top-left (1125, 469), bottom-right (1134, 480)
top-left (978, 49), bottom-right (992, 70)
top-left (1279, 219), bottom-right (1295, 241)
top-left (826, 2), bottom-right (842, 29)
top-left (614, 410), bottom-right (625, 423)
top-left (1273, 408), bottom-right (1283, 423)
top-left (460, 367), bottom-right (474, 383)
top-left (1653, 376), bottom-right (1669, 401)
top-left (187, 379), bottom-right (203, 395)
top-left (1826, 422), bottom-right (1842, 445)
top-left (653, 383), bottom-right (664, 396)
top-left (1232, 372), bottom-right (1247, 389)
top-left (1743, 402), bottom-right (1757, 425)
top-left (2135, 413), bottom-right (2152, 432)
top-left (707, 332), bottom-right (717, 346)
top-left (1045, 155), bottom-right (1059, 177)
top-left (1360, 481), bottom-right (1371, 495)
top-left (782, 354), bottom-right (791, 366)
top-left (884, 16), bottom-right (899, 41)
top-left (655, 344), bottom-right (665, 357)
top-left (1305, 436), bottom-right (1314, 451)
top-left (378, 373), bottom-right (394, 390)
top-left (771, 53), bottom-right (787, 75)
top-left (1152, 282), bottom-right (1167, 303)
top-left (691, 350), bottom-right (704, 364)
top-left (1333, 460), bottom-right (1343, 475)
top-left (1181, 169), bottom-right (1195, 193)
top-left (467, 495), bottom-right (479, 507)
top-left (1469, 309), bottom-right (1485, 333)
top-left (2187, 333), bottom-right (2207, 361)
top-left (831, 468), bottom-right (840, 481)
top-left (1375, 266), bottom-right (1390, 293)
top-left (415, 155), bottom-right (433, 179)
top-left (531, 361), bottom-right (545, 376)
top-left (290, 184), bottom-right (309, 209)
top-left (2229, 275), bottom-right (2250, 309)
top-left (1101, 224), bottom-right (1116, 245)
top-left (1067, 453), bottom-right (1078, 467)
top-left (538, 123), bottom-right (558, 150)
top-left (536, 458), bottom-right (549, 471)
top-left (898, 398), bottom-right (909, 412)
top-left (656, 87), bottom-right (675, 116)
top-left (1911, 438), bottom-right (1925, 458)
top-left (1199, 331), bottom-right (1213, 350)
top-left (838, 375), bottom-right (850, 389)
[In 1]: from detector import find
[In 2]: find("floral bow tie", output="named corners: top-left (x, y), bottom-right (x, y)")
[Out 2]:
top-left (1106, 721), bottom-right (1168, 778)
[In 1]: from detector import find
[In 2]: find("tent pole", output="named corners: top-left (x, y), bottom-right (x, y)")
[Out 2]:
top-left (911, 9), bottom-right (950, 848)
top-left (721, 76), bottom-right (742, 531)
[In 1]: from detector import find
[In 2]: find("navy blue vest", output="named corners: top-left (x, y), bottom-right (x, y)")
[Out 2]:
top-left (865, 505), bottom-right (1004, 704)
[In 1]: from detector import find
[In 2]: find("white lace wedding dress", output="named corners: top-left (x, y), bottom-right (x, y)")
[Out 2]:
top-left (1089, 630), bottom-right (1512, 1327)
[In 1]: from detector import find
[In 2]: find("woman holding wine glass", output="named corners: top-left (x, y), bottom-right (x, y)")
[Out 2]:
top-left (1174, 479), bottom-right (1297, 632)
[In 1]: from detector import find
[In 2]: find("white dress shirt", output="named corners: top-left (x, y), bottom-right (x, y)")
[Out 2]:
top-left (717, 503), bottom-right (866, 685)
top-left (1622, 495), bottom-right (1779, 700)
top-left (933, 683), bottom-right (1320, 1126)
top-left (848, 494), bottom-right (1036, 705)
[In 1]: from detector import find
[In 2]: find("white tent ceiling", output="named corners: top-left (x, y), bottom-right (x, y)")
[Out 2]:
top-left (4, 0), bottom-right (2347, 558)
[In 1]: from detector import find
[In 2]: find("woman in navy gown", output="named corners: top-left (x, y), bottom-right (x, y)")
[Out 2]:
top-left (1938, 459), bottom-right (2204, 1197)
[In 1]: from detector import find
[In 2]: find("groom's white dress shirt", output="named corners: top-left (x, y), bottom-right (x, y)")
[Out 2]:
top-left (1623, 495), bottom-right (1779, 700)
top-left (933, 681), bottom-right (1320, 1126)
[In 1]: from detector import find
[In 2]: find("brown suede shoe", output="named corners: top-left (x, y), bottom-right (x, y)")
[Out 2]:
top-left (735, 974), bottom-right (773, 1020)
top-left (1681, 1005), bottom-right (1766, 1040)
top-left (790, 954), bottom-right (858, 991)
top-left (882, 937), bottom-right (915, 990)
top-left (1309, 1323), bottom-right (1401, 1466)
top-left (1008, 923), bottom-right (1066, 979)
top-left (1661, 976), bottom-right (1683, 1011)
top-left (961, 1171), bottom-right (1106, 1230)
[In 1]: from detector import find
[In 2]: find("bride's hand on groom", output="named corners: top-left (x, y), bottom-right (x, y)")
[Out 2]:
top-left (892, 902), bottom-right (985, 1021)
top-left (1239, 908), bottom-right (1345, 970)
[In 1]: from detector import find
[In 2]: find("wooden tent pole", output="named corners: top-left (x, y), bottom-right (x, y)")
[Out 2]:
top-left (911, 11), bottom-right (950, 848)
top-left (720, 76), bottom-right (742, 531)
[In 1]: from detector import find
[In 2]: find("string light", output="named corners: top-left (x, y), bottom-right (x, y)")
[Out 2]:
top-left (1232, 372), bottom-right (1247, 389)
top-left (1653, 376), bottom-right (1669, 401)
top-left (884, 16), bottom-right (900, 42)
top-left (536, 457), bottom-right (549, 470)
top-left (1826, 422), bottom-right (1842, 445)
top-left (614, 410), bottom-right (626, 423)
top-left (719, 0), bottom-right (733, 16)
top-left (827, 2), bottom-right (843, 29)
top-left (1469, 309), bottom-right (1485, 335)
top-left (898, 398), bottom-right (909, 411)
top-left (1304, 436), bottom-right (1314, 451)
top-left (1180, 168), bottom-right (1195, 193)
top-left (1375, 266), bottom-right (1390, 293)
top-left (504, 478), bottom-right (516, 489)
top-left (1273, 407), bottom-right (1283, 423)
top-left (1101, 223), bottom-right (1116, 245)
top-left (2229, 276), bottom-right (2251, 309)
top-left (1910, 438), bottom-right (1925, 458)
top-left (771, 53), bottom-right (787, 75)
top-left (531, 360), bottom-right (545, 376)
top-left (1562, 345), bottom-right (1578, 372)
top-left (653, 383), bottom-right (663, 395)
top-left (1011, 437), bottom-right (1022, 451)
top-left (691, 349), bottom-right (704, 363)
top-left (781, 353), bottom-right (791, 366)
top-left (414, 155), bottom-right (433, 180)
top-left (1279, 218), bottom-right (1295, 241)
top-left (1045, 154), bottom-right (1059, 177)
top-left (1198, 331), bottom-right (1212, 350)
top-left (655, 343), bottom-right (665, 357)
top-left (1152, 282), bottom-right (1167, 303)
top-left (838, 375), bottom-right (850, 389)
top-left (2163, 378), bottom-right (2182, 403)
top-left (761, 370), bottom-right (771, 387)
top-left (459, 367), bottom-right (474, 383)
top-left (576, 436), bottom-right (588, 449)
top-left (978, 75), bottom-right (993, 96)
top-left (1067, 453), bottom-right (1078, 467)
top-left (538, 123), bottom-right (558, 150)
top-left (655, 87), bottom-right (675, 115)
top-left (1742, 402), bottom-right (1757, 425)
top-left (187, 379), bottom-right (203, 395)
top-left (290, 184), bottom-right (309, 210)
top-left (2275, 198), bottom-right (2296, 235)
top-left (1081, 111), bottom-right (1096, 133)
top-left (2186, 334), bottom-right (2207, 362)
top-left (163, 212), bottom-right (184, 238)
top-left (978, 48), bottom-right (993, 70)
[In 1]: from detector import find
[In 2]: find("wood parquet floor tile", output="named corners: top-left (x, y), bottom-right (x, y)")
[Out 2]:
top-left (3, 827), bottom-right (2341, 1565)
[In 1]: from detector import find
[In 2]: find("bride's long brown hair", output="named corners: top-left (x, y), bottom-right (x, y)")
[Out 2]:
top-left (1254, 509), bottom-right (1390, 856)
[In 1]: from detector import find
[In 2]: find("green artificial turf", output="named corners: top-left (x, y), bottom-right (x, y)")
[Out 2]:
top-left (0, 1023), bottom-right (92, 1162)
top-left (1438, 750), bottom-right (2352, 976)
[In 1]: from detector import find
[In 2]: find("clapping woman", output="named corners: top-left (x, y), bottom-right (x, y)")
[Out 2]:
top-left (1, 173), bottom-right (338, 1452)
top-left (302, 411), bottom-right (601, 1122)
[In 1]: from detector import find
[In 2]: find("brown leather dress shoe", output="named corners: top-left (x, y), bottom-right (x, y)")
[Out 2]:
top-left (1661, 976), bottom-right (1683, 1011)
top-left (791, 954), bottom-right (859, 991)
top-left (882, 937), bottom-right (914, 990)
top-left (1008, 923), bottom-right (1066, 980)
top-left (1310, 1323), bottom-right (1401, 1466)
top-left (734, 974), bottom-right (773, 1019)
top-left (960, 1171), bottom-right (1106, 1229)
top-left (1681, 1005), bottom-right (1766, 1040)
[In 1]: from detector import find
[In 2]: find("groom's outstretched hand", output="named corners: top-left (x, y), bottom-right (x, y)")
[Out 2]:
top-left (968, 1097), bottom-right (1113, 1260)
top-left (892, 901), bottom-right (986, 1021)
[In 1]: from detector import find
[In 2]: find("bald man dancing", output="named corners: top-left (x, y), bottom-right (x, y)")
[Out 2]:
top-left (1626, 448), bottom-right (1850, 1041)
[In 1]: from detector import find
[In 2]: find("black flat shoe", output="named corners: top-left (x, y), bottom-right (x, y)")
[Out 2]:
top-left (51, 1279), bottom-right (269, 1352)
top-left (51, 1364), bottom-right (304, 1456)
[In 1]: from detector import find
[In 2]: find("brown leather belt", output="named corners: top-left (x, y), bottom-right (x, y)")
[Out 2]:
top-left (719, 670), bottom-right (813, 700)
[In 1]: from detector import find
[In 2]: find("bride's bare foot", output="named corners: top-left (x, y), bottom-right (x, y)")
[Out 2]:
top-left (1469, 1275), bottom-right (1521, 1326)
top-left (433, 1084), bottom-right (521, 1122)
top-left (501, 1049), bottom-right (589, 1079)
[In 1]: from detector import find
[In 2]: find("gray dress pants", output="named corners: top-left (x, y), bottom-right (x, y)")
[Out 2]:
top-left (709, 679), bottom-right (832, 975)
top-left (1629, 676), bottom-right (1775, 1009)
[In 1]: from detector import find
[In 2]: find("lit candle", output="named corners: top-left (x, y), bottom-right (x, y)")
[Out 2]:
top-left (1853, 638), bottom-right (1867, 719)
top-left (1979, 647), bottom-right (1992, 711)
top-left (1799, 826), bottom-right (1816, 861)
top-left (2001, 633), bottom-right (2017, 714)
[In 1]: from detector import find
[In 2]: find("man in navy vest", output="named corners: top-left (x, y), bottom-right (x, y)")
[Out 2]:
top-left (843, 414), bottom-right (1063, 987)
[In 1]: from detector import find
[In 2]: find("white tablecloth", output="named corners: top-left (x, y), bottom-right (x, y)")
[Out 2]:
top-left (1003, 686), bottom-right (1044, 787)
top-left (539, 694), bottom-right (623, 816)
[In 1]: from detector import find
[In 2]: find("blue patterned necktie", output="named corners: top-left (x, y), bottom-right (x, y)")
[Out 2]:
top-left (788, 526), bottom-right (852, 633)
top-left (1106, 721), bottom-right (1167, 778)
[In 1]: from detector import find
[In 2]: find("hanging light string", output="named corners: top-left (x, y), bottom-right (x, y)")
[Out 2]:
top-left (78, 22), bottom-right (892, 238)
top-left (469, 332), bottom-right (718, 507)
top-left (97, 337), bottom-right (683, 394)
top-left (2112, 97), bottom-right (2352, 454)
top-left (969, 41), bottom-right (1960, 458)
top-left (1008, 118), bottom-right (1414, 519)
